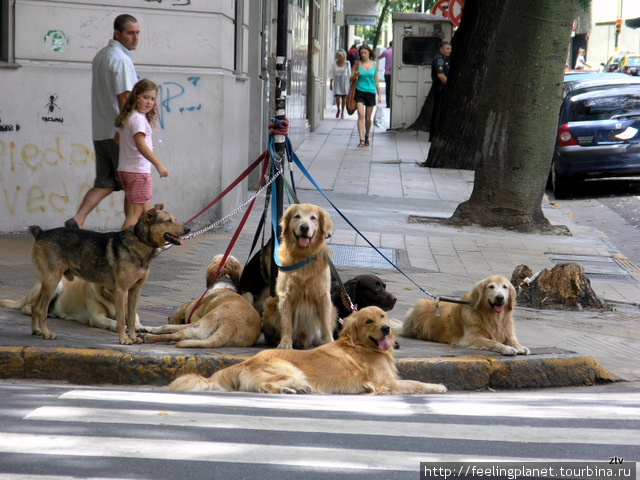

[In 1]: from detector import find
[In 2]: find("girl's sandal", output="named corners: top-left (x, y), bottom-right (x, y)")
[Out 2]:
top-left (364, 136), bottom-right (370, 146)
top-left (358, 139), bottom-right (365, 148)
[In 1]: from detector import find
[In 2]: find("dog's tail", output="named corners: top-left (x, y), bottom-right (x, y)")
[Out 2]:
top-left (0, 297), bottom-right (29, 310)
top-left (28, 225), bottom-right (43, 239)
top-left (169, 364), bottom-right (242, 392)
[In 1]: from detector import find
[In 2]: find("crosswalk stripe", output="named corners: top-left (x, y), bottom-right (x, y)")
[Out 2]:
top-left (25, 406), bottom-right (637, 446)
top-left (60, 390), bottom-right (640, 420)
top-left (0, 432), bottom-right (597, 469)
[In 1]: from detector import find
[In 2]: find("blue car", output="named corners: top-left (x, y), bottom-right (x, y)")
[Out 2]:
top-left (550, 73), bottom-right (640, 198)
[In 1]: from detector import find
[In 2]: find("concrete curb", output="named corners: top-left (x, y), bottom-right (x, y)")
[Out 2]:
top-left (0, 346), bottom-right (619, 390)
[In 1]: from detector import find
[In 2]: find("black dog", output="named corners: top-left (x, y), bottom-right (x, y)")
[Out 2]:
top-left (331, 274), bottom-right (397, 336)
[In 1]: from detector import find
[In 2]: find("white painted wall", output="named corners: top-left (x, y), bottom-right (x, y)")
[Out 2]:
top-left (1, 1), bottom-right (250, 232)
top-left (589, 0), bottom-right (640, 68)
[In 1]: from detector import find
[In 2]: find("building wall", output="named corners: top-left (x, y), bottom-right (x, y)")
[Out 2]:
top-left (589, 0), bottom-right (640, 67)
top-left (0, 0), bottom-right (250, 232)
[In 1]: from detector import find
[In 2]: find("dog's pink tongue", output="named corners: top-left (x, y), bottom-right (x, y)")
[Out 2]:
top-left (378, 336), bottom-right (391, 351)
top-left (298, 237), bottom-right (310, 247)
top-left (494, 304), bottom-right (504, 313)
top-left (177, 237), bottom-right (184, 246)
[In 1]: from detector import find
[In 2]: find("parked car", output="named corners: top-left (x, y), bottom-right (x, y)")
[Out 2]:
top-left (550, 73), bottom-right (640, 198)
top-left (615, 54), bottom-right (640, 76)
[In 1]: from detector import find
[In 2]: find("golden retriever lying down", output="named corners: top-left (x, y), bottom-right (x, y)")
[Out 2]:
top-left (269, 203), bottom-right (335, 350)
top-left (141, 255), bottom-right (261, 348)
top-left (169, 306), bottom-right (447, 395)
top-left (0, 278), bottom-right (141, 331)
top-left (402, 275), bottom-right (529, 356)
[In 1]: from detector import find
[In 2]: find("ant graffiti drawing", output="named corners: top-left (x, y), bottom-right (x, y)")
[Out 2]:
top-left (45, 93), bottom-right (60, 113)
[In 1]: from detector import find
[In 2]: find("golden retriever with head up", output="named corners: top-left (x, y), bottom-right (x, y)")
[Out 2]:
top-left (265, 203), bottom-right (335, 350)
top-left (169, 306), bottom-right (447, 395)
top-left (402, 275), bottom-right (529, 356)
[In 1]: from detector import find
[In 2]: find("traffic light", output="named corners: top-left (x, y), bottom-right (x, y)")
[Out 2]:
top-left (615, 18), bottom-right (622, 35)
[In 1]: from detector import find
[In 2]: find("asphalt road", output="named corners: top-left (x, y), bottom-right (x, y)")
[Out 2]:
top-left (0, 380), bottom-right (637, 480)
top-left (548, 179), bottom-right (640, 266)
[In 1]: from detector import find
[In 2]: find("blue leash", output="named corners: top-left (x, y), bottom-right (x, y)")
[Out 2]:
top-left (282, 136), bottom-right (436, 299)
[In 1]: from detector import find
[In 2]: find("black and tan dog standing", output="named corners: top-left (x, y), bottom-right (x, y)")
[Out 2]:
top-left (28, 204), bottom-right (188, 344)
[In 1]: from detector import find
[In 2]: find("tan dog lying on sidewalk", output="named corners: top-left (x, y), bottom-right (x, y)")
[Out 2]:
top-left (0, 278), bottom-right (141, 331)
top-left (402, 275), bottom-right (530, 356)
top-left (169, 306), bottom-right (448, 395)
top-left (141, 255), bottom-right (261, 348)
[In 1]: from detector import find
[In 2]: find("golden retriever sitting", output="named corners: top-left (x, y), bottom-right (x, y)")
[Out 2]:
top-left (402, 275), bottom-right (529, 356)
top-left (169, 306), bottom-right (447, 395)
top-left (0, 278), bottom-right (141, 331)
top-left (140, 255), bottom-right (261, 348)
top-left (266, 203), bottom-right (335, 350)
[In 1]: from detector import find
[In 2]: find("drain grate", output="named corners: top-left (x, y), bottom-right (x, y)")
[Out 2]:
top-left (328, 244), bottom-right (398, 270)
top-left (546, 254), bottom-right (633, 282)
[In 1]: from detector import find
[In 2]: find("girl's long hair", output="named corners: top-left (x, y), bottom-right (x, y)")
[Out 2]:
top-left (115, 78), bottom-right (158, 128)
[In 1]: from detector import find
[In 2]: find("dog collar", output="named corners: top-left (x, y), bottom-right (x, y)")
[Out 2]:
top-left (278, 254), bottom-right (316, 271)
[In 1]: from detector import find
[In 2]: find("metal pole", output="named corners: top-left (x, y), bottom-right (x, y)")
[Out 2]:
top-left (270, 0), bottom-right (288, 296)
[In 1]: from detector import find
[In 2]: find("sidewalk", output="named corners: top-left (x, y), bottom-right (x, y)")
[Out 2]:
top-left (1, 109), bottom-right (638, 390)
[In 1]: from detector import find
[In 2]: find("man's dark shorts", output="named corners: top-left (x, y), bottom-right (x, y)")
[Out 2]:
top-left (93, 139), bottom-right (122, 191)
top-left (355, 89), bottom-right (376, 107)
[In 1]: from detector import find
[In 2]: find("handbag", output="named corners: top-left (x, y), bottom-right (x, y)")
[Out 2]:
top-left (346, 61), bottom-right (359, 116)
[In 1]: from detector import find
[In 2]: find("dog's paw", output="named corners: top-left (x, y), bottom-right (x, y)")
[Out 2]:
top-left (517, 346), bottom-right (530, 355)
top-left (31, 329), bottom-right (42, 336)
top-left (277, 341), bottom-right (293, 350)
top-left (296, 385), bottom-right (313, 394)
top-left (280, 387), bottom-right (298, 394)
top-left (431, 384), bottom-right (448, 393)
top-left (500, 346), bottom-right (518, 356)
top-left (119, 336), bottom-right (133, 345)
top-left (42, 332), bottom-right (57, 340)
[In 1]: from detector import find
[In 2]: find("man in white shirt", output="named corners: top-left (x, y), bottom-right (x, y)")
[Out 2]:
top-left (65, 14), bottom-right (139, 229)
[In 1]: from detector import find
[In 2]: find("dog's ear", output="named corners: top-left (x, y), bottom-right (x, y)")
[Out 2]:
top-left (506, 281), bottom-right (517, 312)
top-left (279, 205), bottom-right (294, 233)
top-left (319, 208), bottom-right (333, 238)
top-left (470, 279), bottom-right (486, 310)
top-left (154, 203), bottom-right (164, 211)
top-left (340, 313), bottom-right (358, 343)
top-left (145, 207), bottom-right (158, 223)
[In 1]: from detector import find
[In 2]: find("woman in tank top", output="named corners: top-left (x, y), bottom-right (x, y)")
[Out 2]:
top-left (350, 44), bottom-right (381, 148)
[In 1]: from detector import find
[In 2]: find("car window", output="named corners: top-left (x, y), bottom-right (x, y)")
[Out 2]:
top-left (627, 57), bottom-right (640, 67)
top-left (569, 87), bottom-right (640, 121)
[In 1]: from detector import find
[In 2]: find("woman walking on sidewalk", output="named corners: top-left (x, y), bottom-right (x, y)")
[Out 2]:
top-left (330, 49), bottom-right (351, 119)
top-left (351, 44), bottom-right (381, 148)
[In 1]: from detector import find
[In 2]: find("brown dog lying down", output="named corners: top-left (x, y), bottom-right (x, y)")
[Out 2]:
top-left (402, 275), bottom-right (529, 356)
top-left (169, 306), bottom-right (448, 395)
top-left (141, 255), bottom-right (261, 348)
top-left (0, 278), bottom-right (141, 332)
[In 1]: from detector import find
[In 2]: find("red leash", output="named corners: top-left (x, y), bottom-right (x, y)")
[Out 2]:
top-left (186, 154), bottom-right (270, 323)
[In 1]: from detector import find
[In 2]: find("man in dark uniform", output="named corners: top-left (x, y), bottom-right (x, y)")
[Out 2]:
top-left (429, 41), bottom-right (451, 142)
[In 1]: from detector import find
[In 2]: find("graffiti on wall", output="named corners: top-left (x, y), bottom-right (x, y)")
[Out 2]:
top-left (44, 30), bottom-right (69, 52)
top-left (42, 93), bottom-right (64, 124)
top-left (157, 77), bottom-right (202, 129)
top-left (0, 138), bottom-right (95, 215)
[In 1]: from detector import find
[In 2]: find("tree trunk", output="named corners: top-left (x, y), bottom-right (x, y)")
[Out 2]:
top-left (424, 0), bottom-right (505, 169)
top-left (449, 0), bottom-right (575, 232)
top-left (372, 0), bottom-right (392, 50)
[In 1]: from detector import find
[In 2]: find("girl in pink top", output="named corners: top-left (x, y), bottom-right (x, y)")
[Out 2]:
top-left (114, 79), bottom-right (168, 229)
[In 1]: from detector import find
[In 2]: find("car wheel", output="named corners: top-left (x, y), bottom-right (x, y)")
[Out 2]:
top-left (551, 161), bottom-right (571, 199)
